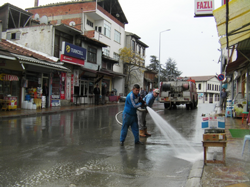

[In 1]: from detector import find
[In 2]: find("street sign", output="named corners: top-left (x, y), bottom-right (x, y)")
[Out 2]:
top-left (218, 74), bottom-right (225, 81)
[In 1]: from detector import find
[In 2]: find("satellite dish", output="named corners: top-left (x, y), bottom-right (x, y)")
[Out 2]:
top-left (34, 13), bottom-right (40, 21)
top-left (40, 16), bottom-right (48, 25)
top-left (69, 21), bottom-right (76, 27)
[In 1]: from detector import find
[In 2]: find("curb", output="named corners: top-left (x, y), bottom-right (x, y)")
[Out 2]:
top-left (185, 160), bottom-right (204, 187)
top-left (0, 103), bottom-right (124, 120)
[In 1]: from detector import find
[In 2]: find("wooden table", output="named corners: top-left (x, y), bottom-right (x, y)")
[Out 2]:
top-left (202, 141), bottom-right (227, 165)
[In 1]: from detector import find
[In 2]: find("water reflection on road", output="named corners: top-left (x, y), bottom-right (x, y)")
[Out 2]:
top-left (0, 103), bottom-right (216, 186)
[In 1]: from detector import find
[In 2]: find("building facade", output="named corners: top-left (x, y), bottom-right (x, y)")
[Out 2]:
top-left (26, 0), bottom-right (128, 96)
top-left (191, 75), bottom-right (220, 104)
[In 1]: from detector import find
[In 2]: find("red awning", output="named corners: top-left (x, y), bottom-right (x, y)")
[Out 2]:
top-left (0, 74), bottom-right (19, 81)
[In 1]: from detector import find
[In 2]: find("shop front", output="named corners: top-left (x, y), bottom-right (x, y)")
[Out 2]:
top-left (0, 73), bottom-right (20, 110)
top-left (0, 53), bottom-right (22, 110)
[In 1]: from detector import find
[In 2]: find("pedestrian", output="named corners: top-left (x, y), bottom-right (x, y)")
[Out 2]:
top-left (93, 84), bottom-right (100, 105)
top-left (220, 88), bottom-right (227, 110)
top-left (42, 82), bottom-right (49, 108)
top-left (138, 89), bottom-right (160, 137)
top-left (101, 84), bottom-right (107, 105)
top-left (120, 84), bottom-right (144, 146)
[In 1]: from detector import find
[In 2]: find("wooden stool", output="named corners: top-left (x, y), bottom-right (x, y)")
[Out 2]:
top-left (242, 112), bottom-right (249, 124)
top-left (202, 141), bottom-right (227, 165)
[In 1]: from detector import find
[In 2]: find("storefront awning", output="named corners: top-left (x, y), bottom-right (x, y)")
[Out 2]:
top-left (213, 0), bottom-right (250, 48)
top-left (12, 54), bottom-right (71, 72)
top-left (0, 73), bottom-right (19, 81)
top-left (226, 53), bottom-right (250, 74)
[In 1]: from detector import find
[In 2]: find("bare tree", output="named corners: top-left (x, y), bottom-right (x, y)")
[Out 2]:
top-left (119, 47), bottom-right (144, 94)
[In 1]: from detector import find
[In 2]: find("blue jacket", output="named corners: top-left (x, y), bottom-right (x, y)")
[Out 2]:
top-left (123, 91), bottom-right (142, 116)
top-left (143, 93), bottom-right (156, 108)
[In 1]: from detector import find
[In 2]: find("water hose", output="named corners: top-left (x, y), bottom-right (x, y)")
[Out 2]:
top-left (115, 108), bottom-right (147, 127)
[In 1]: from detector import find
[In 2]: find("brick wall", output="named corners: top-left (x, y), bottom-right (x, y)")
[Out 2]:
top-left (27, 2), bottom-right (96, 17)
top-left (27, 2), bottom-right (124, 29)
top-left (84, 30), bottom-right (95, 38)
top-left (61, 18), bottom-right (82, 30)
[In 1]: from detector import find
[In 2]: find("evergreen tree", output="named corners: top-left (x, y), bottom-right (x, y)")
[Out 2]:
top-left (162, 58), bottom-right (182, 80)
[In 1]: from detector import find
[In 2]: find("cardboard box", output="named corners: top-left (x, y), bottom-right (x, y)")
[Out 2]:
top-left (203, 133), bottom-right (227, 141)
top-left (201, 116), bottom-right (225, 129)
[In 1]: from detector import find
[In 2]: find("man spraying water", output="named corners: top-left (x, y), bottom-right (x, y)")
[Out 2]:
top-left (119, 84), bottom-right (145, 146)
top-left (138, 89), bottom-right (160, 137)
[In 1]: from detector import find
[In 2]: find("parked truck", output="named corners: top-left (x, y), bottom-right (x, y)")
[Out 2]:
top-left (159, 78), bottom-right (198, 109)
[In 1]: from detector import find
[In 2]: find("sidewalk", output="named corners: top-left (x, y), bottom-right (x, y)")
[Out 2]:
top-left (0, 102), bottom-right (124, 120)
top-left (200, 114), bottom-right (250, 187)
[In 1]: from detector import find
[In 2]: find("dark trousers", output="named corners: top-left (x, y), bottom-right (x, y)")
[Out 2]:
top-left (95, 94), bottom-right (100, 105)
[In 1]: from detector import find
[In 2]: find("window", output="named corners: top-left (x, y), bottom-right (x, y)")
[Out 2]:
top-left (104, 21), bottom-right (111, 38)
top-left (132, 40), bottom-right (135, 51)
top-left (142, 48), bottom-right (145, 56)
top-left (7, 32), bottom-right (21, 40)
top-left (87, 19), bottom-right (93, 27)
top-left (113, 53), bottom-right (119, 61)
top-left (95, 26), bottom-right (102, 33)
top-left (107, 63), bottom-right (112, 70)
top-left (103, 46), bottom-right (110, 57)
top-left (198, 83), bottom-right (201, 90)
top-left (138, 46), bottom-right (141, 55)
top-left (114, 30), bottom-right (121, 43)
top-left (212, 84), bottom-right (214, 90)
top-left (87, 46), bottom-right (97, 63)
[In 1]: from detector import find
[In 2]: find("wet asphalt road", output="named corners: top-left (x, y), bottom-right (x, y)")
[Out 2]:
top-left (0, 103), bottom-right (216, 187)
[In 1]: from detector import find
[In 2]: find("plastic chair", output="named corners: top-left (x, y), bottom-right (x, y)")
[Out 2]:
top-left (242, 111), bottom-right (249, 124)
top-left (241, 135), bottom-right (250, 156)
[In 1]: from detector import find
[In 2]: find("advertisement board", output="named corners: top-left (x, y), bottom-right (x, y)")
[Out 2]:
top-left (61, 42), bottom-right (86, 60)
top-left (194, 0), bottom-right (214, 17)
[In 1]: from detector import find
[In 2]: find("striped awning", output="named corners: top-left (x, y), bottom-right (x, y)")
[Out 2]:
top-left (0, 74), bottom-right (19, 81)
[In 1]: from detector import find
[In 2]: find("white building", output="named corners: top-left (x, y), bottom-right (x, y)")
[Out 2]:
top-left (191, 75), bottom-right (221, 104)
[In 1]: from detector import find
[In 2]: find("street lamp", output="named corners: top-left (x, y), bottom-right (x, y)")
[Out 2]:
top-left (158, 29), bottom-right (171, 88)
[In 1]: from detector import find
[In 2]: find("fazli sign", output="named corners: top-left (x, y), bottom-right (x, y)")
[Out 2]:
top-left (194, 0), bottom-right (214, 17)
top-left (61, 41), bottom-right (86, 60)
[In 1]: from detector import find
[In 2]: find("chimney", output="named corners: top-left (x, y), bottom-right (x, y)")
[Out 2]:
top-left (34, 0), bottom-right (39, 7)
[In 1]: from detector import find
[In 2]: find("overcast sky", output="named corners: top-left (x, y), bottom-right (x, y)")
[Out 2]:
top-left (1, 0), bottom-right (222, 77)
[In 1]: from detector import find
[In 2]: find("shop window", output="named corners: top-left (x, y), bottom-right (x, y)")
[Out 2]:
top-left (87, 46), bottom-right (97, 63)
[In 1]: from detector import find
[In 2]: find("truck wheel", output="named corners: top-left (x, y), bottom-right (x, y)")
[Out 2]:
top-left (190, 102), bottom-right (194, 110)
top-left (164, 103), bottom-right (170, 109)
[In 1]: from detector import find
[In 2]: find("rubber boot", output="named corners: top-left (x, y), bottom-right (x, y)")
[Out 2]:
top-left (139, 130), bottom-right (146, 137)
top-left (145, 128), bottom-right (151, 136)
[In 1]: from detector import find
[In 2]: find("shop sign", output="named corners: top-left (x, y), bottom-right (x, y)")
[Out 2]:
top-left (61, 72), bottom-right (66, 100)
top-left (71, 74), bottom-right (74, 102)
top-left (60, 54), bottom-right (85, 66)
top-left (66, 73), bottom-right (71, 100)
top-left (61, 42), bottom-right (86, 60)
top-left (51, 99), bottom-right (60, 106)
top-left (194, 0), bottom-right (214, 16)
